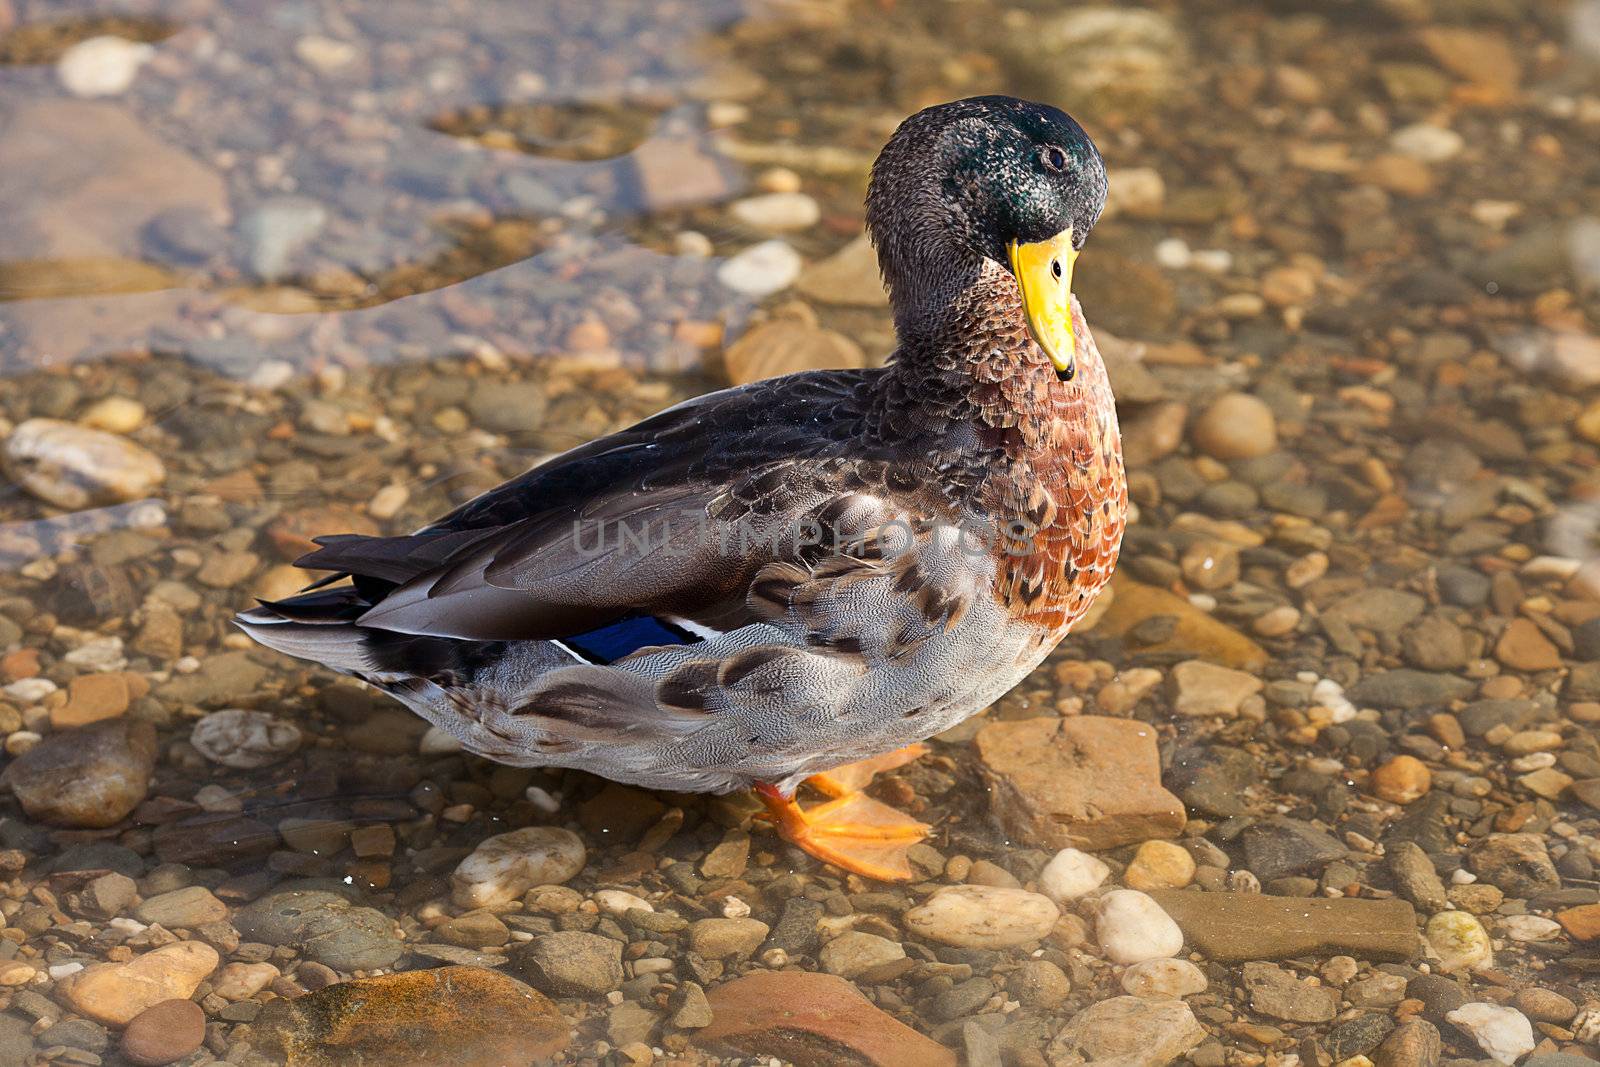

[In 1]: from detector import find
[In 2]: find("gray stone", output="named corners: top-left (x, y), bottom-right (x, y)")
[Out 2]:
top-left (1047, 996), bottom-right (1205, 1067)
top-left (1469, 834), bottom-right (1560, 899)
top-left (1241, 817), bottom-right (1346, 880)
top-left (1242, 962), bottom-right (1338, 1023)
top-left (1324, 590), bottom-right (1426, 633)
top-left (1407, 974), bottom-right (1468, 1025)
top-left (1389, 841), bottom-right (1449, 913)
top-left (1327, 1013), bottom-right (1396, 1060)
top-left (233, 890), bottom-right (403, 971)
top-left (1348, 671), bottom-right (1475, 710)
top-left (517, 932), bottom-right (623, 997)
top-left (1169, 745), bottom-right (1257, 818)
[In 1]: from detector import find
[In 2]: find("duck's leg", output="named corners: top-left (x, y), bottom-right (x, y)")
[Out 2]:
top-left (806, 743), bottom-right (929, 798)
top-left (754, 779), bottom-right (929, 882)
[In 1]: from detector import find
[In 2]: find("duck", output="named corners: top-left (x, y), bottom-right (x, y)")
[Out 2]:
top-left (237, 95), bottom-right (1127, 882)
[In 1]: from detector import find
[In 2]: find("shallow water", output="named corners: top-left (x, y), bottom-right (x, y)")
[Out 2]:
top-left (2, 0), bottom-right (1600, 1063)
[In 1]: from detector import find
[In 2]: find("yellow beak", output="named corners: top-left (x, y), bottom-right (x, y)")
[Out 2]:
top-left (1007, 228), bottom-right (1078, 380)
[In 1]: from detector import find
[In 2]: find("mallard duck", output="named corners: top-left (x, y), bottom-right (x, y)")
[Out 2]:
top-left (238, 95), bottom-right (1126, 881)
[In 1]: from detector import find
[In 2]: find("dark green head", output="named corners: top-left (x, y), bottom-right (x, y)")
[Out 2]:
top-left (866, 96), bottom-right (1108, 299)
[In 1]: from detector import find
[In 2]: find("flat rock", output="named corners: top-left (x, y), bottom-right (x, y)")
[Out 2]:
top-left (1046, 995), bottom-right (1205, 1067)
top-left (1348, 670), bottom-right (1475, 709)
top-left (795, 234), bottom-right (889, 307)
top-left (695, 970), bottom-right (957, 1067)
top-left (0, 717), bottom-right (155, 828)
top-left (516, 931), bottom-right (623, 997)
top-left (1240, 817), bottom-right (1346, 880)
top-left (903, 885), bottom-right (1058, 949)
top-left (1090, 578), bottom-right (1267, 670)
top-left (975, 715), bottom-right (1185, 850)
top-left (1146, 891), bottom-right (1419, 962)
top-left (250, 966), bottom-right (568, 1067)
top-left (63, 942), bottom-right (219, 1026)
top-left (451, 827), bottom-right (586, 908)
top-left (722, 318), bottom-right (865, 385)
top-left (1242, 961), bottom-right (1338, 1023)
top-left (234, 890), bottom-right (402, 971)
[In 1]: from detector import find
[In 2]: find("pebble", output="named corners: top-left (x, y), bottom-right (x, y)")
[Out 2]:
top-left (63, 942), bottom-right (219, 1026)
top-left (0, 717), bottom-right (156, 827)
top-left (1120, 957), bottom-right (1207, 998)
top-left (1371, 755), bottom-right (1433, 804)
top-left (1190, 392), bottom-right (1278, 460)
top-left (903, 885), bottom-right (1058, 949)
top-left (716, 240), bottom-right (802, 296)
top-left (687, 917), bottom-right (769, 959)
top-left (1170, 659), bottom-right (1262, 717)
top-left (1123, 840), bottom-right (1196, 890)
top-left (818, 931), bottom-right (905, 979)
top-left (1242, 961), bottom-right (1338, 1023)
top-left (1094, 889), bottom-right (1184, 964)
top-left (135, 887), bottom-right (227, 929)
top-left (120, 1000), bottom-right (205, 1067)
top-left (1425, 910), bottom-right (1493, 974)
top-left (1391, 122), bottom-right (1465, 162)
top-left (451, 826), bottom-right (587, 908)
top-left (1038, 847), bottom-right (1110, 902)
top-left (189, 708), bottom-right (303, 768)
top-left (57, 36), bottom-right (154, 97)
top-left (80, 397), bottom-right (146, 434)
top-left (213, 962), bottom-right (279, 1000)
top-left (1445, 1003), bottom-right (1534, 1066)
top-left (1501, 914), bottom-right (1562, 941)
top-left (518, 931), bottom-right (623, 996)
top-left (233, 890), bottom-right (403, 971)
top-left (730, 192), bottom-right (821, 231)
top-left (1048, 995), bottom-right (1205, 1067)
top-left (3, 418), bottom-right (166, 508)
top-left (241, 198), bottom-right (328, 281)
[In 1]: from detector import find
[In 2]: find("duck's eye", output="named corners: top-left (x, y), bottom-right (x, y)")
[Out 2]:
top-left (1041, 145), bottom-right (1068, 172)
top-left (1051, 258), bottom-right (1063, 280)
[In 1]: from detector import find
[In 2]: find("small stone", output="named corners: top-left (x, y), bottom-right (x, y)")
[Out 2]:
top-left (1095, 889), bottom-right (1184, 964)
top-left (121, 1000), bottom-right (205, 1067)
top-left (135, 887), bottom-right (227, 929)
top-left (293, 35), bottom-right (358, 72)
top-left (730, 192), bottom-right (820, 231)
top-left (1348, 973), bottom-right (1409, 1007)
top-left (1008, 959), bottom-right (1072, 1009)
top-left (1495, 619), bottom-right (1563, 672)
top-left (723, 319), bottom-right (864, 385)
top-left (251, 966), bottom-right (569, 1066)
top-left (795, 234), bottom-right (889, 307)
top-left (1191, 392), bottom-right (1277, 460)
top-left (1123, 840), bottom-right (1196, 890)
top-left (1046, 996), bottom-right (1205, 1067)
top-left (190, 708), bottom-right (302, 768)
top-left (688, 917), bottom-right (769, 960)
top-left (1391, 123), bottom-right (1464, 162)
top-left (1426, 911), bottom-right (1493, 974)
top-left (82, 872), bottom-right (138, 918)
top-left (0, 717), bottom-right (155, 828)
top-left (1242, 961), bottom-right (1338, 1023)
top-left (63, 942), bottom-right (219, 1026)
top-left (1513, 987), bottom-right (1576, 1024)
top-left (1146, 891), bottom-right (1418, 961)
top-left (517, 932), bottom-right (623, 997)
top-left (1501, 915), bottom-right (1561, 942)
top-left (819, 931), bottom-right (905, 979)
top-left (4, 418), bottom-right (165, 509)
top-left (1372, 755), bottom-right (1433, 804)
top-left (695, 971), bottom-right (956, 1067)
top-left (904, 885), bottom-right (1058, 949)
top-left (241, 198), bottom-right (327, 281)
top-left (717, 240), bottom-right (802, 296)
top-left (434, 911), bottom-right (510, 949)
top-left (1170, 659), bottom-right (1263, 717)
top-left (1120, 957), bottom-right (1207, 998)
top-left (1445, 1004), bottom-right (1534, 1066)
top-left (1375, 1019), bottom-right (1441, 1067)
top-left (57, 36), bottom-right (153, 97)
top-left (1388, 842), bottom-right (1449, 913)
top-left (213, 962), bottom-right (278, 1000)
top-left (233, 890), bottom-right (402, 971)
top-left (1039, 847), bottom-right (1110, 902)
top-left (451, 827), bottom-right (586, 908)
top-left (1470, 833), bottom-right (1560, 897)
top-left (975, 715), bottom-right (1186, 850)
top-left (53, 673), bottom-right (132, 728)
top-left (1556, 902), bottom-right (1600, 941)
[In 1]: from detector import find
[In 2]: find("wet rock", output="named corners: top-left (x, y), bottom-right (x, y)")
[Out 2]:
top-left (975, 715), bottom-right (1185, 850)
top-left (1513, 988), bottom-right (1576, 1024)
top-left (1029, 8), bottom-right (1188, 113)
top-left (1191, 392), bottom-right (1278, 460)
top-left (688, 917), bottom-right (769, 959)
top-left (135, 886), bottom-right (227, 929)
top-left (1325, 590), bottom-right (1425, 634)
top-left (1094, 890), bottom-right (1183, 964)
top-left (121, 999), bottom-right (205, 1067)
top-left (1047, 995), bottom-right (1205, 1067)
top-left (152, 814), bottom-right (276, 866)
top-left (189, 708), bottom-right (303, 768)
top-left (1469, 833), bottom-right (1560, 897)
top-left (214, 961), bottom-right (279, 1000)
top-left (1120, 957), bottom-right (1206, 998)
top-left (0, 717), bottom-right (155, 828)
top-left (1445, 1004), bottom-right (1534, 1066)
top-left (241, 197), bottom-right (327, 281)
top-left (1426, 911), bottom-right (1493, 974)
top-left (1348, 669), bottom-right (1475, 709)
top-left (1123, 840), bottom-right (1195, 890)
top-left (723, 318), bottom-right (865, 385)
top-left (1092, 579), bottom-right (1267, 670)
top-left (1170, 660), bottom-right (1262, 718)
top-left (1495, 618), bottom-right (1562, 672)
top-left (1242, 961), bottom-right (1337, 1023)
top-left (62, 941), bottom-right (218, 1026)
top-left (1348, 973), bottom-right (1408, 1008)
top-left (1327, 1014), bottom-right (1397, 1061)
top-left (451, 827), bottom-right (586, 908)
top-left (1009, 959), bottom-right (1072, 1009)
top-left (57, 36), bottom-right (154, 98)
top-left (4, 418), bottom-right (165, 509)
top-left (155, 652), bottom-right (269, 707)
top-left (1240, 817), bottom-right (1345, 880)
top-left (717, 239), bottom-right (801, 296)
top-left (795, 234), bottom-right (888, 307)
top-left (696, 970), bottom-right (957, 1067)
top-left (1169, 744), bottom-right (1258, 818)
top-left (731, 192), bottom-right (819, 231)
top-left (516, 931), bottom-right (623, 997)
top-left (904, 885), bottom-right (1057, 949)
top-left (234, 890), bottom-right (403, 971)
top-left (53, 672), bottom-right (135, 729)
top-left (1039, 848), bottom-right (1110, 902)
top-left (1388, 841), bottom-right (1448, 912)
top-left (1375, 1019), bottom-right (1441, 1067)
top-left (1372, 755), bottom-right (1432, 804)
top-left (1146, 891), bottom-right (1418, 961)
top-left (251, 966), bottom-right (569, 1067)
top-left (819, 931), bottom-right (905, 979)
top-left (464, 380), bottom-right (549, 436)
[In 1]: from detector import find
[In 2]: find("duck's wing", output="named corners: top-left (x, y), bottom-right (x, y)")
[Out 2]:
top-left (290, 368), bottom-right (963, 644)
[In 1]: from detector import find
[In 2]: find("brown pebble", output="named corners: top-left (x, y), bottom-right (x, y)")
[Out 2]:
top-left (121, 999), bottom-right (205, 1067)
top-left (1371, 755), bottom-right (1432, 804)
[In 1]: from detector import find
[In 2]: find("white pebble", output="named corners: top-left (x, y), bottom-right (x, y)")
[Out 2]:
top-left (48, 963), bottom-right (84, 980)
top-left (57, 36), bottom-right (154, 98)
top-left (1426, 911), bottom-right (1493, 974)
top-left (1445, 1003), bottom-right (1534, 1066)
top-left (3, 679), bottom-right (56, 703)
top-left (1120, 957), bottom-right (1207, 998)
top-left (190, 709), bottom-right (302, 769)
top-left (1391, 122), bottom-right (1465, 162)
top-left (1500, 915), bottom-right (1562, 942)
top-left (1154, 238), bottom-right (1191, 269)
top-left (717, 240), bottom-right (802, 296)
top-left (1094, 890), bottom-right (1184, 965)
top-left (1189, 249), bottom-right (1234, 274)
top-left (730, 192), bottom-right (820, 232)
top-left (419, 725), bottom-right (464, 756)
top-left (1039, 848), bottom-right (1111, 903)
top-left (451, 826), bottom-right (586, 908)
top-left (721, 896), bottom-right (752, 919)
top-left (524, 786), bottom-right (562, 813)
top-left (903, 885), bottom-right (1059, 949)
top-left (594, 890), bottom-right (652, 916)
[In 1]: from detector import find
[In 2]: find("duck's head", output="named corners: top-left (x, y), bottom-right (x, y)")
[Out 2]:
top-left (866, 95), bottom-right (1107, 381)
